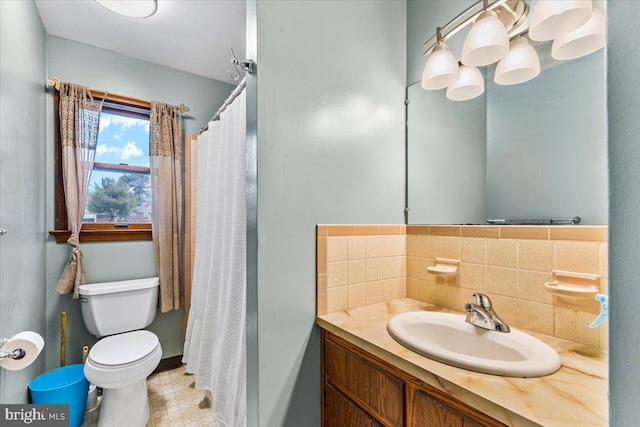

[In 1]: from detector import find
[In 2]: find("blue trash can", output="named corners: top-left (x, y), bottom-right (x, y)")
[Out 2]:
top-left (29, 364), bottom-right (89, 427)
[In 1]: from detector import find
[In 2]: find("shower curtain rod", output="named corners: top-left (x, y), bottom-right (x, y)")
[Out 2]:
top-left (201, 77), bottom-right (247, 133)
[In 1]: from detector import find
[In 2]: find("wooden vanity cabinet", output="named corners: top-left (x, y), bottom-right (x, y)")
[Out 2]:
top-left (321, 330), bottom-right (506, 427)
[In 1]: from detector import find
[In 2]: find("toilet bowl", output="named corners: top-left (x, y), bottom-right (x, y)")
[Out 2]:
top-left (79, 278), bottom-right (162, 427)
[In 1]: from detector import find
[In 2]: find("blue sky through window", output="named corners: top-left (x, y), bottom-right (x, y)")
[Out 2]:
top-left (85, 112), bottom-right (151, 223)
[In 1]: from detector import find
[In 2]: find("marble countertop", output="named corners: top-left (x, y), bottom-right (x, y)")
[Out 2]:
top-left (317, 298), bottom-right (608, 427)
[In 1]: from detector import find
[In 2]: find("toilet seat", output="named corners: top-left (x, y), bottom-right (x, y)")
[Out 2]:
top-left (89, 330), bottom-right (159, 368)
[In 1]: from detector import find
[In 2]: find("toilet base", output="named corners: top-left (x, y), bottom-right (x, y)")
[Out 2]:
top-left (97, 380), bottom-right (149, 427)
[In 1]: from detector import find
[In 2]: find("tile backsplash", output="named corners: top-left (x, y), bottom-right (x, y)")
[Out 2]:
top-left (317, 224), bottom-right (608, 349)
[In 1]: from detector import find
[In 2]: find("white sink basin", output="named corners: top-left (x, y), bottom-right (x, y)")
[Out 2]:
top-left (387, 311), bottom-right (561, 377)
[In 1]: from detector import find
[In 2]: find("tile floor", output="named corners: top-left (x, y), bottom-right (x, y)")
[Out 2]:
top-left (82, 365), bottom-right (216, 427)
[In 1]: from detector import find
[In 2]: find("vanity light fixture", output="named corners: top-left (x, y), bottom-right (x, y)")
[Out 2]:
top-left (94, 0), bottom-right (158, 18)
top-left (421, 29), bottom-right (460, 90)
top-left (528, 0), bottom-right (593, 41)
top-left (494, 36), bottom-right (540, 85)
top-left (552, 8), bottom-right (606, 60)
top-left (460, 0), bottom-right (510, 67)
top-left (420, 0), bottom-right (605, 100)
top-left (446, 65), bottom-right (485, 101)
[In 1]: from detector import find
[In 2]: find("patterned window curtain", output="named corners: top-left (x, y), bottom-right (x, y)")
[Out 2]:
top-left (54, 83), bottom-right (104, 298)
top-left (150, 102), bottom-right (184, 313)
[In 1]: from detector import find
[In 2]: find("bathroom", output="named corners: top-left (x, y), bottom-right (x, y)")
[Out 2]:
top-left (0, 0), bottom-right (637, 426)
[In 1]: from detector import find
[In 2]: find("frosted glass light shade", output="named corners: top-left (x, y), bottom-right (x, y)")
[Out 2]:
top-left (446, 65), bottom-right (484, 101)
top-left (494, 37), bottom-right (540, 85)
top-left (529, 0), bottom-right (592, 41)
top-left (461, 10), bottom-right (510, 67)
top-left (552, 8), bottom-right (606, 60)
top-left (94, 0), bottom-right (158, 18)
top-left (422, 43), bottom-right (460, 90)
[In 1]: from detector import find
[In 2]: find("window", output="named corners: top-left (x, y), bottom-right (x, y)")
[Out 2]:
top-left (51, 91), bottom-right (154, 242)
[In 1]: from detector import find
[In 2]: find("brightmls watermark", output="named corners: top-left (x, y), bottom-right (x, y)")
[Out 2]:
top-left (0, 405), bottom-right (68, 426)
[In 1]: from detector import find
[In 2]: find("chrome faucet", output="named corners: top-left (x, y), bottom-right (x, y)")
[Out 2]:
top-left (465, 293), bottom-right (511, 333)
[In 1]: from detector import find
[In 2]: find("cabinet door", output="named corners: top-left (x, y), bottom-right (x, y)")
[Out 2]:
top-left (410, 388), bottom-right (463, 427)
top-left (325, 384), bottom-right (382, 427)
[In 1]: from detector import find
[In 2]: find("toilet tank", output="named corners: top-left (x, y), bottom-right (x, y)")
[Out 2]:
top-left (78, 277), bottom-right (159, 337)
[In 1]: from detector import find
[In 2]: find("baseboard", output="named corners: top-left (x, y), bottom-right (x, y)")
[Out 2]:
top-left (153, 355), bottom-right (183, 374)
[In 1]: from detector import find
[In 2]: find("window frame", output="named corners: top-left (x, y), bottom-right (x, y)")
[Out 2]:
top-left (50, 90), bottom-right (154, 243)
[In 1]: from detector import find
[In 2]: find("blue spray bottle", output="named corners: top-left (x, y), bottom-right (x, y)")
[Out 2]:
top-left (589, 294), bottom-right (608, 329)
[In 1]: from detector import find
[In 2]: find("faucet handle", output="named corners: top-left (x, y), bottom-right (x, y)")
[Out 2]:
top-left (473, 293), bottom-right (492, 309)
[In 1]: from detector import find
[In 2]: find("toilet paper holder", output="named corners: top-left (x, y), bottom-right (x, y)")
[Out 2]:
top-left (0, 338), bottom-right (27, 361)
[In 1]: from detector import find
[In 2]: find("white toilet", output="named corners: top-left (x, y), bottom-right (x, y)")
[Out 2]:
top-left (79, 277), bottom-right (163, 427)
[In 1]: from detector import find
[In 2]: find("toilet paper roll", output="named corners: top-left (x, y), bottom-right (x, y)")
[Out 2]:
top-left (0, 331), bottom-right (45, 370)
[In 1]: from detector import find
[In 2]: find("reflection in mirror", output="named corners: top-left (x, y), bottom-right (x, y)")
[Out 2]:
top-left (407, 47), bottom-right (607, 225)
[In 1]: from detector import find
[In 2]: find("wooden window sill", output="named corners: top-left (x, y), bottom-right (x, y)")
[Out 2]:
top-left (49, 227), bottom-right (152, 243)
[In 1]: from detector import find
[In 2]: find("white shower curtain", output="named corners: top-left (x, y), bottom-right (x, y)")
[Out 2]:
top-left (183, 92), bottom-right (246, 427)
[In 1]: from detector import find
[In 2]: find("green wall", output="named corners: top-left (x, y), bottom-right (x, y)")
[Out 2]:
top-left (253, 1), bottom-right (406, 425)
top-left (44, 36), bottom-right (233, 369)
top-left (0, 0), bottom-right (47, 404)
top-left (608, 1), bottom-right (639, 424)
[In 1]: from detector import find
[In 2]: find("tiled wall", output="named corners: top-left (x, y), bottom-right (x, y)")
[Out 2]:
top-left (406, 225), bottom-right (607, 349)
top-left (317, 225), bottom-right (406, 315)
top-left (317, 224), bottom-right (608, 349)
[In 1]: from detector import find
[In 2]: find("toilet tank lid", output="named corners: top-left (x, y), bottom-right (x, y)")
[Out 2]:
top-left (79, 277), bottom-right (159, 296)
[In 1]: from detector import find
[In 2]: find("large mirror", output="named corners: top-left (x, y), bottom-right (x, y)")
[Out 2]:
top-left (407, 38), bottom-right (607, 225)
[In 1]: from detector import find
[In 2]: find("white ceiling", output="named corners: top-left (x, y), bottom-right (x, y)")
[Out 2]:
top-left (34, 0), bottom-right (246, 84)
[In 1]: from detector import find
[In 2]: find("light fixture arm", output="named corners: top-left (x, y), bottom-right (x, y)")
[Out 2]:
top-left (423, 0), bottom-right (529, 56)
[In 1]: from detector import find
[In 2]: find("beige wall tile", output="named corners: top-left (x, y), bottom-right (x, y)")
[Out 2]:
top-left (415, 258), bottom-right (434, 281)
top-left (600, 243), bottom-right (608, 279)
top-left (459, 288), bottom-right (477, 312)
top-left (317, 226), bottom-right (328, 237)
top-left (518, 240), bottom-right (553, 272)
top-left (486, 267), bottom-right (518, 298)
top-left (355, 225), bottom-right (379, 235)
top-left (416, 280), bottom-right (436, 304)
top-left (406, 235), bottom-right (419, 257)
top-left (487, 239), bottom-right (517, 268)
top-left (365, 258), bottom-right (383, 282)
top-left (550, 226), bottom-right (607, 242)
top-left (327, 261), bottom-right (347, 287)
top-left (436, 285), bottom-right (459, 311)
top-left (485, 294), bottom-right (518, 326)
top-left (406, 257), bottom-right (418, 280)
top-left (327, 237), bottom-right (348, 262)
top-left (382, 279), bottom-right (397, 301)
top-left (599, 323), bottom-right (608, 350)
top-left (365, 236), bottom-right (382, 258)
top-left (406, 278), bottom-right (418, 299)
top-left (382, 235), bottom-right (405, 257)
top-left (382, 257), bottom-right (403, 280)
top-left (460, 238), bottom-right (487, 264)
top-left (347, 284), bottom-right (366, 308)
top-left (348, 260), bottom-right (366, 285)
top-left (437, 237), bottom-right (460, 259)
top-left (327, 225), bottom-right (355, 236)
top-left (518, 301), bottom-right (554, 335)
top-left (555, 241), bottom-right (600, 275)
top-left (380, 225), bottom-right (406, 235)
top-left (430, 226), bottom-right (461, 236)
top-left (317, 274), bottom-right (327, 315)
top-left (500, 226), bottom-right (549, 240)
top-left (555, 307), bottom-right (600, 347)
top-left (417, 235), bottom-right (436, 258)
top-left (406, 225), bottom-right (429, 235)
top-left (517, 270), bottom-right (553, 304)
top-left (460, 226), bottom-right (499, 238)
top-left (460, 263), bottom-right (487, 292)
top-left (347, 236), bottom-right (366, 260)
top-left (327, 286), bottom-right (348, 313)
top-left (396, 278), bottom-right (407, 298)
top-left (365, 281), bottom-right (384, 305)
top-left (317, 238), bottom-right (327, 274)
